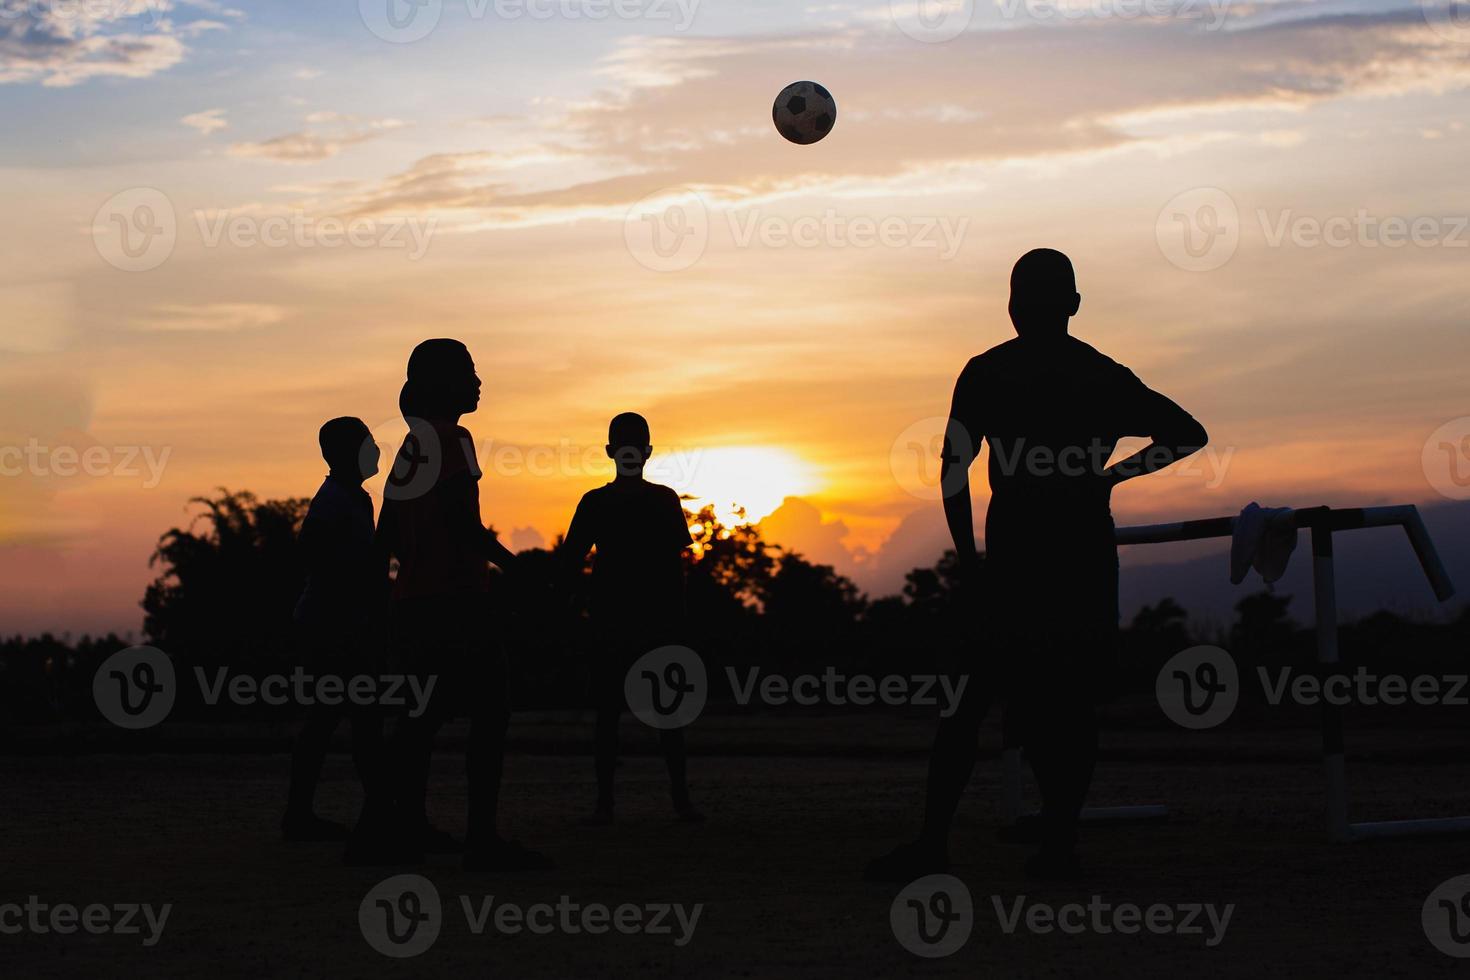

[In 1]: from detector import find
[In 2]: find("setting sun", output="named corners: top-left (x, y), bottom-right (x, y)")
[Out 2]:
top-left (651, 446), bottom-right (821, 526)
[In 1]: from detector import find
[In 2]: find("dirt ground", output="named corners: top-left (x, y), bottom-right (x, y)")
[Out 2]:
top-left (4, 709), bottom-right (1470, 977)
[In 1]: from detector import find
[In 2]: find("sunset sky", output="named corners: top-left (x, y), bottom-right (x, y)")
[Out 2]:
top-left (1, 0), bottom-right (1468, 635)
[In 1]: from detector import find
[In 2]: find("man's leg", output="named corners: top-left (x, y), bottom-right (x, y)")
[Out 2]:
top-left (1017, 621), bottom-right (1109, 874)
top-left (865, 659), bottom-right (992, 880)
top-left (1020, 690), bottom-right (1097, 860)
top-left (919, 664), bottom-right (994, 852)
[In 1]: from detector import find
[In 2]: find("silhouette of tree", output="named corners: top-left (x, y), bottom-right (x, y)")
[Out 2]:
top-left (1118, 597), bottom-right (1193, 689)
top-left (0, 632), bottom-right (131, 723)
top-left (1229, 591), bottom-right (1300, 664)
top-left (902, 549), bottom-right (971, 620)
top-left (684, 503), bottom-right (775, 606)
top-left (760, 548), bottom-right (866, 665)
top-left (142, 488), bottom-right (309, 674)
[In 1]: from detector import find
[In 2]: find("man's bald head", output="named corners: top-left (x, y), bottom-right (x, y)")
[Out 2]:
top-left (1009, 248), bottom-right (1081, 336)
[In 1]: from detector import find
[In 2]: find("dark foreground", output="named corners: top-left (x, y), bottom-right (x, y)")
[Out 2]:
top-left (3, 711), bottom-right (1469, 977)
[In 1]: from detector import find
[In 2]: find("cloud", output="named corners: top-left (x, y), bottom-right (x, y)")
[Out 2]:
top-left (229, 115), bottom-right (409, 163)
top-left (509, 526), bottom-right (546, 551)
top-left (759, 496), bottom-right (867, 572)
top-left (0, 1), bottom-right (236, 87)
top-left (128, 302), bottom-right (284, 332)
top-left (331, 9), bottom-right (1470, 223)
top-left (181, 107), bottom-right (228, 134)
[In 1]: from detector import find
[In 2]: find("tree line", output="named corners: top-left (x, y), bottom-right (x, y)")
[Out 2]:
top-left (3, 489), bottom-right (1467, 725)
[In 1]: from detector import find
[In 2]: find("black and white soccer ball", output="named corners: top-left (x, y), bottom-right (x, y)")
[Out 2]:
top-left (772, 81), bottom-right (837, 145)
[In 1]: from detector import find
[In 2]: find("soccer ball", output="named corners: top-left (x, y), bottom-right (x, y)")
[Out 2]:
top-left (772, 81), bottom-right (837, 145)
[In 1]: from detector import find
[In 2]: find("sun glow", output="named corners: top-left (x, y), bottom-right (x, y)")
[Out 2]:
top-left (652, 446), bottom-right (821, 527)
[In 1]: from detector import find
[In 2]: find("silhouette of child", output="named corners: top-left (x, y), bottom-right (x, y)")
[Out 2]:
top-left (561, 412), bottom-right (702, 824)
top-left (285, 416), bottom-right (387, 843)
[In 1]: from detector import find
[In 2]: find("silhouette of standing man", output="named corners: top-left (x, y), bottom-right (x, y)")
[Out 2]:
top-left (869, 248), bottom-right (1208, 879)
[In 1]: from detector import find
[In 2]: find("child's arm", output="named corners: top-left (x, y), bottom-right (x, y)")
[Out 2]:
top-left (558, 495), bottom-right (594, 589)
top-left (372, 499), bottom-right (394, 589)
top-left (664, 489), bottom-right (694, 554)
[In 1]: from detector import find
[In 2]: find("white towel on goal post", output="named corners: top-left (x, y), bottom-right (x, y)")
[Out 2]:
top-left (1230, 502), bottom-right (1298, 586)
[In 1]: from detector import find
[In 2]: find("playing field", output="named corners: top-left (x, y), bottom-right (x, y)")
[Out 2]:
top-left (4, 707), bottom-right (1468, 977)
